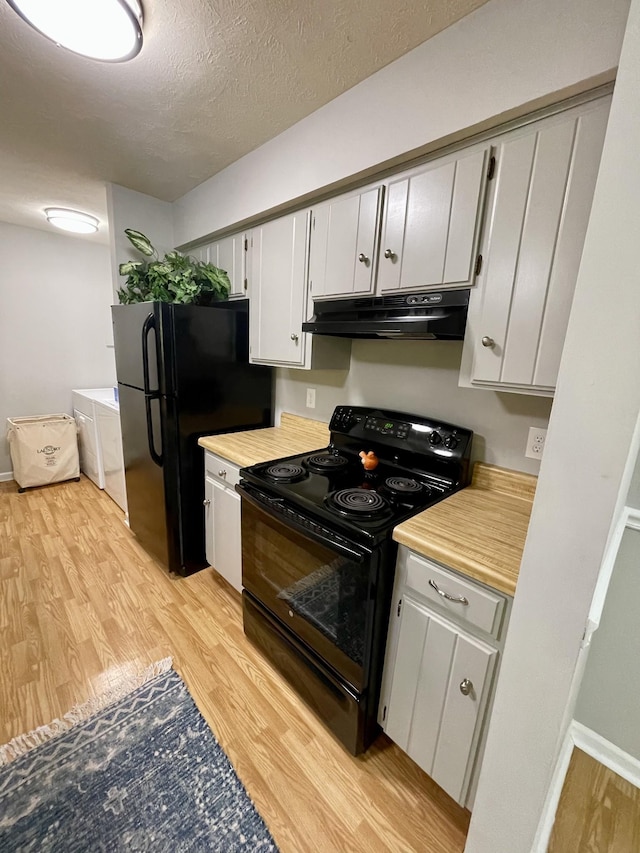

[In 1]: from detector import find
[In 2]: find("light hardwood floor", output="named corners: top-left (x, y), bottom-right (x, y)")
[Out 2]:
top-left (548, 747), bottom-right (640, 853)
top-left (0, 476), bottom-right (470, 852)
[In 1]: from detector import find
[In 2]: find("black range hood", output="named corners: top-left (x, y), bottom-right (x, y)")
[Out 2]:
top-left (302, 289), bottom-right (470, 340)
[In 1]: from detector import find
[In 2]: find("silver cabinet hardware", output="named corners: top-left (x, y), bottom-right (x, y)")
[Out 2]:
top-left (428, 578), bottom-right (469, 605)
top-left (481, 336), bottom-right (495, 348)
top-left (384, 249), bottom-right (395, 259)
top-left (358, 253), bottom-right (369, 263)
top-left (459, 678), bottom-right (473, 696)
top-left (290, 333), bottom-right (299, 342)
top-left (218, 469), bottom-right (227, 478)
top-left (202, 498), bottom-right (210, 507)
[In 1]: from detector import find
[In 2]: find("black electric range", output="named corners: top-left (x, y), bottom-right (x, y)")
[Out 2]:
top-left (237, 405), bottom-right (473, 753)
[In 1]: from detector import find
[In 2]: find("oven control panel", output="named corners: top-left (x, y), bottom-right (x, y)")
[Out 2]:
top-left (363, 415), bottom-right (410, 439)
top-left (329, 405), bottom-right (473, 462)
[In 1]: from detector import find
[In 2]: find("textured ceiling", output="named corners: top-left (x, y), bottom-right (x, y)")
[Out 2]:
top-left (0, 0), bottom-right (490, 243)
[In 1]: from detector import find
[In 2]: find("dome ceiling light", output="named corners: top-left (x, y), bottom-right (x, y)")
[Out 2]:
top-left (6, 0), bottom-right (143, 62)
top-left (45, 208), bottom-right (99, 234)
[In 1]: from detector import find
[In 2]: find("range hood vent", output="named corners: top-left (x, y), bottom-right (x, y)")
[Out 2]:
top-left (302, 289), bottom-right (470, 340)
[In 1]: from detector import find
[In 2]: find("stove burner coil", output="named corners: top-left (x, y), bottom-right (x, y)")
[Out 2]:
top-left (384, 477), bottom-right (425, 496)
top-left (326, 488), bottom-right (389, 517)
top-left (304, 452), bottom-right (349, 473)
top-left (265, 463), bottom-right (306, 483)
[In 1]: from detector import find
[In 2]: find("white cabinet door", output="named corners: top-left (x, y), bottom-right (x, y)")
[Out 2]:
top-left (468, 98), bottom-right (609, 393)
top-left (309, 187), bottom-right (382, 299)
top-left (384, 596), bottom-right (496, 805)
top-left (212, 480), bottom-right (242, 592)
top-left (204, 474), bottom-right (214, 567)
top-left (210, 233), bottom-right (246, 299)
top-left (377, 148), bottom-right (489, 294)
top-left (250, 211), bottom-right (310, 367)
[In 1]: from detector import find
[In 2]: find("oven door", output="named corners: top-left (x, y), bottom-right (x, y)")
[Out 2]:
top-left (238, 482), bottom-right (378, 694)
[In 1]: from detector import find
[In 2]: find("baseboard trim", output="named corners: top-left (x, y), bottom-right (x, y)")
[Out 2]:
top-left (0, 472), bottom-right (14, 482)
top-left (533, 720), bottom-right (640, 851)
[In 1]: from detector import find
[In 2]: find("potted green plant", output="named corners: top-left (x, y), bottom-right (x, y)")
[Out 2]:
top-left (117, 229), bottom-right (230, 305)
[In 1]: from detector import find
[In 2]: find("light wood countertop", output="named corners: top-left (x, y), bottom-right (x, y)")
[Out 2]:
top-left (198, 413), bottom-right (330, 467)
top-left (393, 462), bottom-right (537, 596)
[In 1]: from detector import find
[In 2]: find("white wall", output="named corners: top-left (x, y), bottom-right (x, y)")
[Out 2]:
top-left (106, 183), bottom-right (174, 302)
top-left (466, 0), bottom-right (640, 848)
top-left (0, 222), bottom-right (115, 476)
top-left (173, 0), bottom-right (628, 246)
top-left (574, 526), bottom-right (640, 759)
top-left (275, 341), bottom-right (551, 475)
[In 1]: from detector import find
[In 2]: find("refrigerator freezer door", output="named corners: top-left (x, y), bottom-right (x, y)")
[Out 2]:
top-left (118, 383), bottom-right (168, 568)
top-left (112, 302), bottom-right (161, 393)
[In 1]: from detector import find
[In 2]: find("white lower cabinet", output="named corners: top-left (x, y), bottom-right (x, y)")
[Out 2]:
top-left (94, 401), bottom-right (127, 513)
top-left (204, 451), bottom-right (242, 592)
top-left (379, 547), bottom-right (510, 808)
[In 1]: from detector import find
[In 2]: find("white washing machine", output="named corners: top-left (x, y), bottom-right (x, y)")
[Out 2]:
top-left (72, 388), bottom-right (127, 513)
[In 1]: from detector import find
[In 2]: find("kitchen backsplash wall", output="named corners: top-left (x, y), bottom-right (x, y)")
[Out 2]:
top-left (275, 339), bottom-right (552, 475)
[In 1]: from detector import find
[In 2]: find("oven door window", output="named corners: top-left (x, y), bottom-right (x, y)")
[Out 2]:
top-left (241, 498), bottom-right (375, 693)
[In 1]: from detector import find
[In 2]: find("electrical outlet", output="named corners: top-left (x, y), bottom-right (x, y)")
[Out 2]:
top-left (525, 426), bottom-right (548, 459)
top-left (306, 387), bottom-right (316, 409)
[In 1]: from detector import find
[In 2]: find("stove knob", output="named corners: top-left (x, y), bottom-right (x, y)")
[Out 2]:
top-left (429, 431), bottom-right (442, 446)
top-left (444, 435), bottom-right (458, 449)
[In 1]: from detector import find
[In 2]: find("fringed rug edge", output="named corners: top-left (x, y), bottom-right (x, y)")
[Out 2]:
top-left (0, 656), bottom-right (173, 767)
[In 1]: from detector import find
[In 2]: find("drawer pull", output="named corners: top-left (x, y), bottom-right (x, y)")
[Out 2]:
top-left (459, 678), bottom-right (473, 696)
top-left (218, 469), bottom-right (227, 478)
top-left (428, 578), bottom-right (469, 605)
top-left (202, 498), bottom-right (210, 507)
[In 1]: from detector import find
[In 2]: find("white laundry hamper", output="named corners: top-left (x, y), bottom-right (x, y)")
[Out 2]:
top-left (7, 414), bottom-right (80, 492)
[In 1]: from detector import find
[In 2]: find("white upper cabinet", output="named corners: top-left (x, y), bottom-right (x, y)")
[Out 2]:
top-left (249, 210), bottom-right (351, 369)
top-left (309, 146), bottom-right (489, 302)
top-left (461, 97), bottom-right (610, 395)
top-left (309, 187), bottom-right (383, 299)
top-left (204, 233), bottom-right (247, 299)
top-left (377, 147), bottom-right (490, 294)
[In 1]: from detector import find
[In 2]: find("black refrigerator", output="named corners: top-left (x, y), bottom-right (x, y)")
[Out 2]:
top-left (112, 300), bottom-right (273, 576)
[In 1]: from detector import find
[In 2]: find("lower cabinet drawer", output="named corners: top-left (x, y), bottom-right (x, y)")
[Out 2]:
top-left (204, 451), bottom-right (241, 487)
top-left (405, 551), bottom-right (505, 638)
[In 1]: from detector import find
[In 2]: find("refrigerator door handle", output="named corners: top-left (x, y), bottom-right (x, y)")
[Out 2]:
top-left (145, 395), bottom-right (164, 467)
top-left (141, 312), bottom-right (158, 395)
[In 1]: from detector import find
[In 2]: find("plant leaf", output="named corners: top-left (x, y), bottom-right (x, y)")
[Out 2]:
top-left (124, 229), bottom-right (155, 257)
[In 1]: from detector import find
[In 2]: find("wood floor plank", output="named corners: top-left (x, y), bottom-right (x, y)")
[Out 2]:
top-left (548, 746), bottom-right (640, 853)
top-left (0, 476), bottom-right (470, 852)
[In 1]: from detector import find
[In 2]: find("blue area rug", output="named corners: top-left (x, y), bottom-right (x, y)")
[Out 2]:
top-left (0, 663), bottom-right (277, 851)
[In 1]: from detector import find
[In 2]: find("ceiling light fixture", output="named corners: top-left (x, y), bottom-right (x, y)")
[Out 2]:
top-left (6, 0), bottom-right (143, 62)
top-left (45, 208), bottom-right (99, 234)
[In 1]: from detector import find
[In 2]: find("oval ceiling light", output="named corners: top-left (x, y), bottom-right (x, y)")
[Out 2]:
top-left (6, 0), bottom-right (143, 62)
top-left (45, 208), bottom-right (99, 234)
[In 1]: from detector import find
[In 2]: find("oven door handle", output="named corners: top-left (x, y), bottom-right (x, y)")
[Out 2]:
top-left (236, 482), bottom-right (373, 564)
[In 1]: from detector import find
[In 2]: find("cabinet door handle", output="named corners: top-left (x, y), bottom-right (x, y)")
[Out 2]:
top-left (218, 469), bottom-right (227, 478)
top-left (290, 333), bottom-right (299, 342)
top-left (459, 678), bottom-right (473, 696)
top-left (202, 498), bottom-right (210, 507)
top-left (481, 336), bottom-right (495, 348)
top-left (428, 578), bottom-right (469, 605)
top-left (384, 248), bottom-right (395, 259)
top-left (358, 253), bottom-right (369, 264)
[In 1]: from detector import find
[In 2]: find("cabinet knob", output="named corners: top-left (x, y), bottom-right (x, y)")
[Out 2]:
top-left (290, 333), bottom-right (299, 342)
top-left (218, 469), bottom-right (227, 478)
top-left (202, 498), bottom-right (210, 507)
top-left (384, 249), bottom-right (395, 259)
top-left (481, 336), bottom-right (495, 348)
top-left (358, 253), bottom-right (369, 264)
top-left (459, 678), bottom-right (474, 696)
